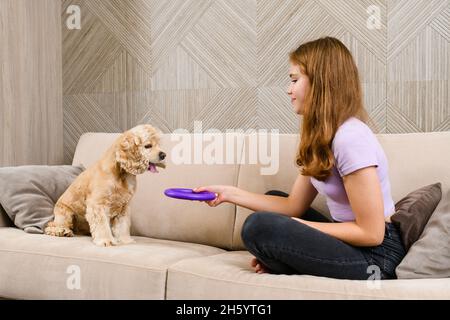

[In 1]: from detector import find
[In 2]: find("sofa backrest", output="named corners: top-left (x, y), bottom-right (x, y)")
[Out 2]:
top-left (232, 131), bottom-right (450, 249)
top-left (72, 132), bottom-right (245, 250)
top-left (72, 131), bottom-right (450, 251)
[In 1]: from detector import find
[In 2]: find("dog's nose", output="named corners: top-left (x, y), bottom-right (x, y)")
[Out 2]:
top-left (159, 152), bottom-right (166, 160)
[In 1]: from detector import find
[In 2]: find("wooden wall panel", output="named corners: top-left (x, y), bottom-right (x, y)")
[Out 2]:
top-left (61, 0), bottom-right (449, 163)
top-left (1, 0), bottom-right (63, 166)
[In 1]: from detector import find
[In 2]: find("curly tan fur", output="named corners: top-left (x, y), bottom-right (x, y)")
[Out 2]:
top-left (45, 125), bottom-right (165, 246)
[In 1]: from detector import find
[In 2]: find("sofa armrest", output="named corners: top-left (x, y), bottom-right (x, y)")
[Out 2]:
top-left (0, 205), bottom-right (13, 227)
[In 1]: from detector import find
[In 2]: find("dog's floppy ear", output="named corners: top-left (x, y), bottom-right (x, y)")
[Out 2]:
top-left (120, 132), bottom-right (142, 150)
top-left (116, 132), bottom-right (144, 174)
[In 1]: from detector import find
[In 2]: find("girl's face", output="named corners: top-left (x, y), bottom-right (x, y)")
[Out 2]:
top-left (287, 63), bottom-right (310, 115)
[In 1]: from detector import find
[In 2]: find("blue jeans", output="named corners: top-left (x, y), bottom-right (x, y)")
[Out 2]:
top-left (241, 190), bottom-right (406, 280)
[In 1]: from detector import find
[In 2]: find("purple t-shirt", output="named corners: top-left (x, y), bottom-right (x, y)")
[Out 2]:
top-left (310, 117), bottom-right (395, 222)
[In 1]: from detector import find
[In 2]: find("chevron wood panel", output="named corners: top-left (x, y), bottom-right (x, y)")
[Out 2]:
top-left (62, 0), bottom-right (122, 94)
top-left (388, 0), bottom-right (448, 61)
top-left (64, 94), bottom-right (122, 163)
top-left (388, 26), bottom-right (449, 82)
top-left (128, 91), bottom-right (168, 129)
top-left (150, 0), bottom-right (213, 75)
top-left (258, 0), bottom-right (347, 87)
top-left (369, 102), bottom-right (388, 133)
top-left (361, 82), bottom-right (387, 133)
top-left (340, 33), bottom-right (386, 84)
top-left (61, 0), bottom-right (449, 163)
top-left (193, 88), bottom-right (258, 131)
top-left (151, 46), bottom-right (220, 90)
top-left (85, 0), bottom-right (152, 75)
top-left (387, 0), bottom-right (449, 132)
top-left (87, 50), bottom-right (153, 94)
top-left (180, 0), bottom-right (257, 88)
top-left (257, 88), bottom-right (299, 133)
top-left (318, 0), bottom-right (387, 61)
top-left (388, 81), bottom-right (449, 132)
top-left (340, 31), bottom-right (387, 133)
top-left (386, 102), bottom-right (423, 133)
top-left (150, 89), bottom-right (219, 131)
top-left (430, 5), bottom-right (450, 41)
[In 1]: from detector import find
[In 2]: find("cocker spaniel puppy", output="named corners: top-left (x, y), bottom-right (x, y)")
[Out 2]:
top-left (45, 124), bottom-right (166, 246)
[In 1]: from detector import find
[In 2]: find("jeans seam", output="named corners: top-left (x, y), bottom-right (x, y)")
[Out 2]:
top-left (261, 243), bottom-right (369, 266)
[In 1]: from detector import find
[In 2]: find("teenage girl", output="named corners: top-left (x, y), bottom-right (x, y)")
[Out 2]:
top-left (194, 37), bottom-right (406, 280)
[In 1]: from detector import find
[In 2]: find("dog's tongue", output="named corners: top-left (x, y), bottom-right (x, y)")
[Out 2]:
top-left (148, 163), bottom-right (158, 173)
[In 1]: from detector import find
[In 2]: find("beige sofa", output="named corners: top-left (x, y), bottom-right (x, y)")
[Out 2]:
top-left (0, 131), bottom-right (449, 299)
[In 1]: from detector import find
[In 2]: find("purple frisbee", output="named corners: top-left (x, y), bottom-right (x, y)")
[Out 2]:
top-left (164, 188), bottom-right (216, 201)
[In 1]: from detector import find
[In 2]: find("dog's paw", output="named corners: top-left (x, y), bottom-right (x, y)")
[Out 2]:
top-left (116, 237), bottom-right (136, 245)
top-left (93, 237), bottom-right (118, 247)
top-left (44, 226), bottom-right (74, 237)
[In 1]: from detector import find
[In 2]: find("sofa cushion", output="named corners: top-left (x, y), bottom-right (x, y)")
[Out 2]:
top-left (395, 188), bottom-right (450, 279)
top-left (391, 183), bottom-right (442, 251)
top-left (0, 228), bottom-right (224, 299)
top-left (0, 165), bottom-right (85, 234)
top-left (167, 251), bottom-right (450, 299)
top-left (72, 132), bottom-right (241, 250)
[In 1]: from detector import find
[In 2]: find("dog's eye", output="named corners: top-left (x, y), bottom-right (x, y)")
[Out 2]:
top-left (145, 144), bottom-right (152, 149)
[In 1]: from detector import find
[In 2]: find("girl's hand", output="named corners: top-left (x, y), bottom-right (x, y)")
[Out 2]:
top-left (193, 185), bottom-right (236, 207)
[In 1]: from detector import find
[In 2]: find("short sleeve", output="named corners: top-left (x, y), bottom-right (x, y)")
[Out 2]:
top-left (332, 129), bottom-right (378, 177)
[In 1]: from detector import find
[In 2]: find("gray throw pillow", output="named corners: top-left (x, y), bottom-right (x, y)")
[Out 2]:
top-left (391, 183), bottom-right (442, 251)
top-left (0, 165), bottom-right (85, 234)
top-left (395, 188), bottom-right (450, 279)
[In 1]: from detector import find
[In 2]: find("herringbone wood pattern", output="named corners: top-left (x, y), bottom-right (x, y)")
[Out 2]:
top-left (62, 0), bottom-right (449, 163)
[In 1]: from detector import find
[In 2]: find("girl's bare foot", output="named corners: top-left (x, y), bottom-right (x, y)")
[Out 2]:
top-left (251, 257), bottom-right (269, 274)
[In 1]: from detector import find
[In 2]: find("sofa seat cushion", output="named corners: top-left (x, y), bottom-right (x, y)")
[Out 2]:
top-left (0, 228), bottom-right (224, 299)
top-left (167, 251), bottom-right (450, 300)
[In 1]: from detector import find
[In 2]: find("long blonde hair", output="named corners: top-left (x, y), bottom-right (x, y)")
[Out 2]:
top-left (290, 37), bottom-right (375, 181)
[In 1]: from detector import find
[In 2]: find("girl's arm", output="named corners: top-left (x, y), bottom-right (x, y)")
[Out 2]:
top-left (292, 166), bottom-right (386, 247)
top-left (195, 173), bottom-right (318, 218)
